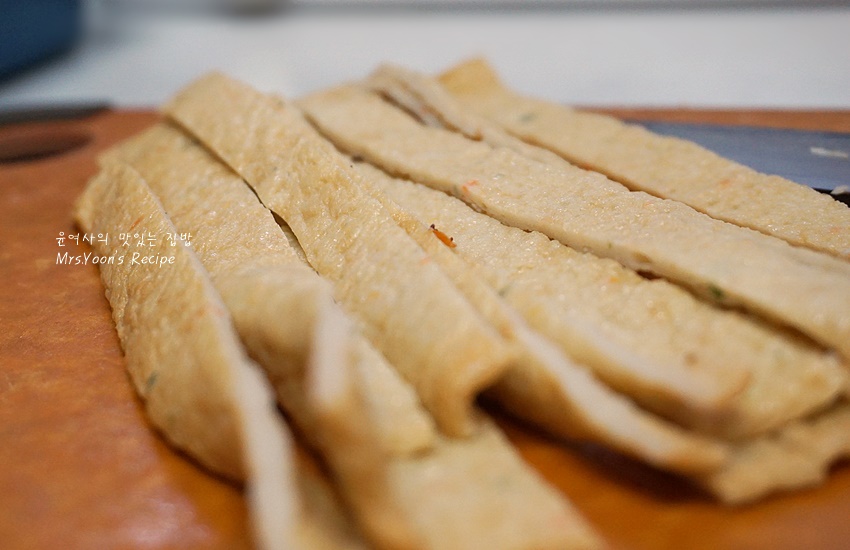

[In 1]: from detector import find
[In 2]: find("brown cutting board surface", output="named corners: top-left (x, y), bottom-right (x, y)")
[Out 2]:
top-left (1, 108), bottom-right (848, 550)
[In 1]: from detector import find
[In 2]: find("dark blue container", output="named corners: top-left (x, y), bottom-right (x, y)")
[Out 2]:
top-left (0, 0), bottom-right (81, 80)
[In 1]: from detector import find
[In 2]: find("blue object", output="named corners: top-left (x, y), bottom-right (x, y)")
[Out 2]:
top-left (0, 0), bottom-right (81, 80)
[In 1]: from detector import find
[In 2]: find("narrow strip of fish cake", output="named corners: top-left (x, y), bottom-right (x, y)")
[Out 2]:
top-left (698, 403), bottom-right (850, 504)
top-left (308, 305), bottom-right (602, 549)
top-left (74, 162), bottom-right (352, 550)
top-left (388, 419), bottom-right (602, 550)
top-left (164, 73), bottom-right (514, 438)
top-left (438, 58), bottom-right (850, 260)
top-left (367, 64), bottom-right (566, 167)
top-left (298, 85), bottom-right (850, 361)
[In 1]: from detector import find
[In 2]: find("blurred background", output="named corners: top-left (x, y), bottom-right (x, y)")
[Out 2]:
top-left (1, 0), bottom-right (849, 110)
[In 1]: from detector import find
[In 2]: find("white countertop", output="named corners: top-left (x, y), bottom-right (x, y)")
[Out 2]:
top-left (1, 2), bottom-right (849, 109)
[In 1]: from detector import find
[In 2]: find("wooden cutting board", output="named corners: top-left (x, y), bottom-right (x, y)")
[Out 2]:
top-left (1, 108), bottom-right (849, 550)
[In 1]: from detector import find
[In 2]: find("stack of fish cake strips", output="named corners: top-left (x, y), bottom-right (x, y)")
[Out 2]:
top-left (297, 63), bottom-right (850, 505)
top-left (77, 62), bottom-right (850, 550)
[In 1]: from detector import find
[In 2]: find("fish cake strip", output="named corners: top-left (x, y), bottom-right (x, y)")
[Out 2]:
top-left (309, 307), bottom-right (602, 549)
top-left (368, 63), bottom-right (566, 167)
top-left (74, 162), bottom-right (345, 550)
top-left (388, 420), bottom-right (601, 549)
top-left (699, 403), bottom-right (850, 504)
top-left (438, 58), bottom-right (850, 260)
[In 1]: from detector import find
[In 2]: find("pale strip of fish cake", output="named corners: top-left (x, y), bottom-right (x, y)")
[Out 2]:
top-left (218, 267), bottom-right (436, 458)
top-left (106, 124), bottom-right (435, 456)
top-left (112, 124), bottom-right (599, 548)
top-left (300, 291), bottom-right (423, 549)
top-left (367, 64), bottom-right (566, 167)
top-left (298, 85), bottom-right (850, 360)
top-left (698, 403), bottom-right (850, 504)
top-left (438, 58), bottom-right (850, 260)
top-left (388, 420), bottom-right (601, 550)
top-left (356, 164), bottom-right (728, 474)
top-left (360, 162), bottom-right (848, 440)
top-left (99, 126), bottom-right (302, 272)
top-left (164, 73), bottom-right (514, 438)
top-left (74, 162), bottom-right (344, 550)
top-left (308, 306), bottom-right (602, 549)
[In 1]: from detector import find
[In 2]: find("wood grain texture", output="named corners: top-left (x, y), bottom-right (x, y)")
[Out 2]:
top-left (1, 108), bottom-right (848, 550)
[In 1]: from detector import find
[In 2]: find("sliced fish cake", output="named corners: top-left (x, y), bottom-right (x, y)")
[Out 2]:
top-left (74, 162), bottom-right (357, 550)
top-left (164, 73), bottom-right (514, 439)
top-left (438, 58), bottom-right (850, 260)
top-left (298, 84), bottom-right (850, 361)
top-left (359, 162), bottom-right (847, 441)
top-left (112, 121), bottom-right (600, 548)
top-left (107, 124), bottom-right (436, 456)
top-left (699, 403), bottom-right (850, 504)
top-left (356, 163), bottom-right (728, 474)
